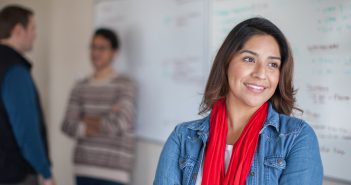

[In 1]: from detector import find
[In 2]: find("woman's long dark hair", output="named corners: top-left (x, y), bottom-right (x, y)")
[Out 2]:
top-left (200, 17), bottom-right (298, 115)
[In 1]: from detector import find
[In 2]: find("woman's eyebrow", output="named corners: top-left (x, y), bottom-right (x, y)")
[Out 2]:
top-left (268, 56), bottom-right (281, 61)
top-left (240, 49), bottom-right (281, 61)
top-left (239, 49), bottom-right (258, 56)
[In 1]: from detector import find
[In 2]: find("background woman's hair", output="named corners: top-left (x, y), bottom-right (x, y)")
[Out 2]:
top-left (199, 17), bottom-right (298, 115)
top-left (94, 28), bottom-right (120, 50)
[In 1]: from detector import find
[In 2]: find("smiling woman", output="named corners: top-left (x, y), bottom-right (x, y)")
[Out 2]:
top-left (226, 35), bottom-right (281, 113)
top-left (153, 17), bottom-right (323, 185)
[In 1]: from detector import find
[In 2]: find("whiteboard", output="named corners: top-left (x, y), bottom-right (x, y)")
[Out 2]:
top-left (94, 0), bottom-right (209, 143)
top-left (94, 0), bottom-right (351, 182)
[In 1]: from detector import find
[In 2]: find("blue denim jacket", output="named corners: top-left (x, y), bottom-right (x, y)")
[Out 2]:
top-left (154, 103), bottom-right (323, 185)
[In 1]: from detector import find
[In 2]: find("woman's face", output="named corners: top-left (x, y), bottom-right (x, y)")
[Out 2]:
top-left (227, 35), bottom-right (281, 109)
top-left (90, 35), bottom-right (116, 71)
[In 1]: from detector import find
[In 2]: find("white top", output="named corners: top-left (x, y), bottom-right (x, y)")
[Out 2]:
top-left (195, 144), bottom-right (233, 185)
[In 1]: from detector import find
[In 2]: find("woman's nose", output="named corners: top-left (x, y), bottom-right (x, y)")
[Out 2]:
top-left (251, 62), bottom-right (266, 80)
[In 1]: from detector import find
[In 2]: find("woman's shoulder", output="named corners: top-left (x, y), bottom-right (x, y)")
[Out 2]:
top-left (278, 113), bottom-right (317, 137)
top-left (172, 116), bottom-right (210, 136)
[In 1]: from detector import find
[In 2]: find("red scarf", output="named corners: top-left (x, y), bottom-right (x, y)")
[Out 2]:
top-left (201, 98), bottom-right (268, 185)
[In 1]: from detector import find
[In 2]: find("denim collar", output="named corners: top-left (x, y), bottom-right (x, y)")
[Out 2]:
top-left (187, 102), bottom-right (280, 139)
top-left (261, 102), bottom-right (280, 133)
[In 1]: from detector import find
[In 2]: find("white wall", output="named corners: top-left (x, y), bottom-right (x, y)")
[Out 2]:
top-left (0, 1), bottom-right (350, 185)
top-left (48, 0), bottom-right (93, 185)
top-left (132, 140), bottom-right (162, 185)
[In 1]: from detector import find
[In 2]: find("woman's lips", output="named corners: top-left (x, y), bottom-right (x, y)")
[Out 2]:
top-left (244, 83), bottom-right (267, 93)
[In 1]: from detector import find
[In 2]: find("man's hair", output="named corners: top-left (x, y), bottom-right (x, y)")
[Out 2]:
top-left (94, 28), bottom-right (120, 50)
top-left (0, 5), bottom-right (34, 39)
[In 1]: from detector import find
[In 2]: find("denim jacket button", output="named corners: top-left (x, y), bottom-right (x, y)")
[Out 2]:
top-left (250, 171), bottom-right (255, 176)
top-left (277, 159), bottom-right (283, 165)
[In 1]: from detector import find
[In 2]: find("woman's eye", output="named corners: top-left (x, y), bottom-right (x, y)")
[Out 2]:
top-left (268, 62), bottom-right (279, 68)
top-left (243, 57), bottom-right (255, 63)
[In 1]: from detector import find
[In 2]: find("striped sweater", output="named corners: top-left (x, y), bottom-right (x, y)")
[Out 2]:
top-left (62, 75), bottom-right (136, 184)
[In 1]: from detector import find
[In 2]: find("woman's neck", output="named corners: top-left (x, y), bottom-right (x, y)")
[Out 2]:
top-left (225, 96), bottom-right (259, 144)
top-left (93, 65), bottom-right (115, 81)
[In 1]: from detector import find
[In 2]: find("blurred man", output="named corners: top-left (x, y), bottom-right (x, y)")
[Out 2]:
top-left (0, 5), bottom-right (55, 185)
top-left (62, 28), bottom-right (137, 185)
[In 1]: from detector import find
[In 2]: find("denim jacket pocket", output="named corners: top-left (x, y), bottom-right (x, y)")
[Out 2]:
top-left (264, 156), bottom-right (286, 169)
top-left (264, 156), bottom-right (286, 184)
top-left (179, 156), bottom-right (196, 185)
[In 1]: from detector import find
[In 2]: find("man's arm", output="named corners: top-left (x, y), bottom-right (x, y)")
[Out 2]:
top-left (61, 81), bottom-right (85, 138)
top-left (1, 65), bottom-right (52, 180)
